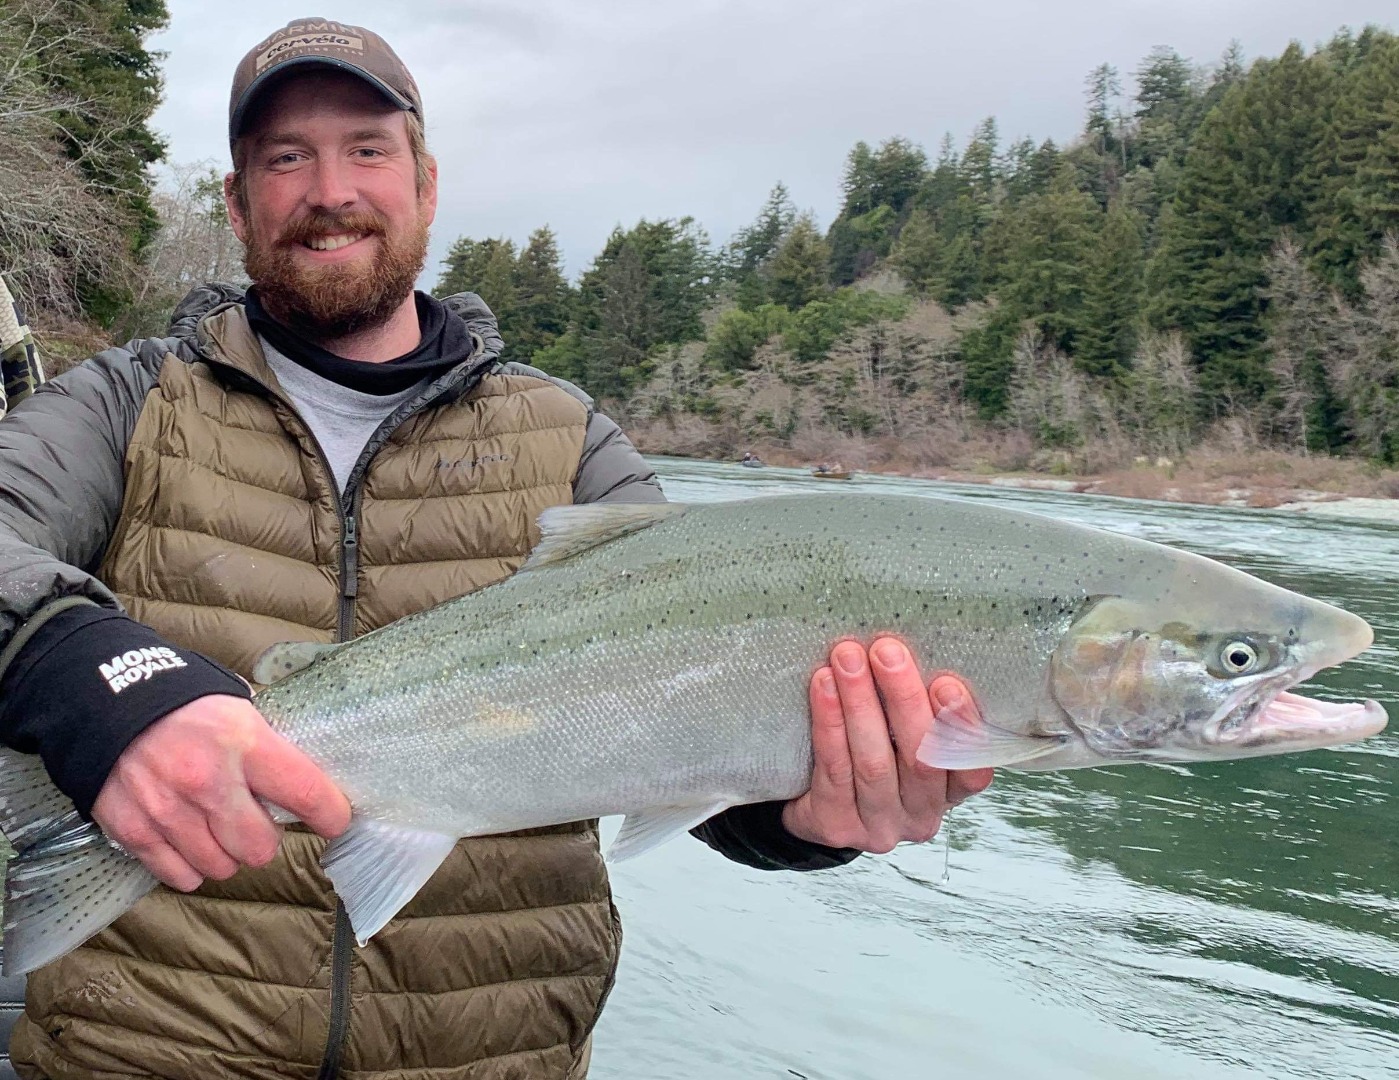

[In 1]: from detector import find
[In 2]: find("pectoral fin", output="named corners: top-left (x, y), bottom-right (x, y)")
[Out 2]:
top-left (321, 817), bottom-right (458, 946)
top-left (523, 503), bottom-right (690, 570)
top-left (917, 708), bottom-right (1067, 770)
top-left (608, 800), bottom-right (732, 862)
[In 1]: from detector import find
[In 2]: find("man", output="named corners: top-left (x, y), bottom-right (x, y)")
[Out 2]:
top-left (0, 19), bottom-right (992, 1080)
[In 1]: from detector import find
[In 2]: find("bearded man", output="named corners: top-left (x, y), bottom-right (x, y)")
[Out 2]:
top-left (0, 19), bottom-right (991, 1080)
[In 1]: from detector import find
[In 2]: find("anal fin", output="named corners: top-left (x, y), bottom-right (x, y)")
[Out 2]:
top-left (321, 817), bottom-right (457, 946)
top-left (607, 800), bottom-right (732, 862)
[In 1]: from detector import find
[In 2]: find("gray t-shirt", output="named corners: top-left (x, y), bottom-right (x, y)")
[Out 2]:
top-left (260, 336), bottom-right (430, 494)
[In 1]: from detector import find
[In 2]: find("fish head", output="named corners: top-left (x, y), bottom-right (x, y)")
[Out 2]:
top-left (1049, 566), bottom-right (1387, 764)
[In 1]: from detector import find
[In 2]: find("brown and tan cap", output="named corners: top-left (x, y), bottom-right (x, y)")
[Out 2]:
top-left (229, 18), bottom-right (421, 143)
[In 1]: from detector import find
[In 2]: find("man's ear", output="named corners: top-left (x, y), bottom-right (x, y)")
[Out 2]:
top-left (224, 172), bottom-right (250, 243)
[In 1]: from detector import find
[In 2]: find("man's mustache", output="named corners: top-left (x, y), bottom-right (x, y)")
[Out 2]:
top-left (278, 212), bottom-right (388, 247)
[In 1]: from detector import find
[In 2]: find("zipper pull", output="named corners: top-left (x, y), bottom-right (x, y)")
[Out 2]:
top-left (341, 515), bottom-right (359, 599)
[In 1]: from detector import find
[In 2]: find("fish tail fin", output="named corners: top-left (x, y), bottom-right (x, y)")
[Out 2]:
top-left (0, 747), bottom-right (157, 975)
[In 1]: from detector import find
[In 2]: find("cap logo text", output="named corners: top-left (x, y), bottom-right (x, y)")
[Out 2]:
top-left (257, 33), bottom-right (365, 71)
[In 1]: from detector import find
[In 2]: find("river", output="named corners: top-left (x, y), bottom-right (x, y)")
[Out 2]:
top-left (589, 457), bottom-right (1399, 1080)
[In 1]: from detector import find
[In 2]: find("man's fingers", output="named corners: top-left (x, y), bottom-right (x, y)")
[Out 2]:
top-left (165, 817), bottom-right (241, 881)
top-left (870, 638), bottom-right (946, 830)
top-left (808, 666), bottom-right (855, 795)
top-left (830, 640), bottom-right (902, 849)
top-left (947, 768), bottom-right (995, 807)
top-left (244, 732), bottom-right (351, 840)
top-left (208, 791), bottom-right (284, 869)
top-left (110, 823), bottom-right (204, 892)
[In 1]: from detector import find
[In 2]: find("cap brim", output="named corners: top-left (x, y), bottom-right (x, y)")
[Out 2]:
top-left (230, 55), bottom-right (415, 142)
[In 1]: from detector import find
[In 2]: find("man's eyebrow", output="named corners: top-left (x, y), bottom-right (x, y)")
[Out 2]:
top-left (345, 127), bottom-right (399, 143)
top-left (252, 127), bottom-right (400, 150)
top-left (254, 131), bottom-right (307, 151)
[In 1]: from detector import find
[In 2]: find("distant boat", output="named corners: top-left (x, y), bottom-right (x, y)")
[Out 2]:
top-left (739, 454), bottom-right (765, 468)
top-left (811, 466), bottom-right (852, 480)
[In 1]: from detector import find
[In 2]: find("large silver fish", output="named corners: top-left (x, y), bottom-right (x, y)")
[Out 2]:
top-left (0, 493), bottom-right (1386, 974)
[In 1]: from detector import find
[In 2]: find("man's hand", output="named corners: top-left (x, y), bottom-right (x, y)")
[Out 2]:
top-left (782, 638), bottom-right (994, 853)
top-left (92, 694), bottom-right (352, 892)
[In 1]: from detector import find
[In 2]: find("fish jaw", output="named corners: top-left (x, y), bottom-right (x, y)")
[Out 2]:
top-left (1237, 690), bottom-right (1389, 753)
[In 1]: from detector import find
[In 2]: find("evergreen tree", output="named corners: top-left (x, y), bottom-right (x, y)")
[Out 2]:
top-left (1135, 47), bottom-right (1194, 123)
top-left (578, 241), bottom-right (653, 398)
top-left (435, 237), bottom-right (517, 309)
top-left (1085, 63), bottom-right (1123, 154)
top-left (999, 170), bottom-right (1101, 353)
top-left (765, 214), bottom-right (830, 310)
top-left (891, 208), bottom-right (941, 293)
top-left (838, 141), bottom-right (878, 218)
top-left (960, 118), bottom-right (1001, 209)
top-left (513, 227), bottom-right (571, 360)
top-left (1077, 202), bottom-right (1145, 376)
top-left (917, 133), bottom-right (964, 212)
top-left (959, 305), bottom-right (1022, 419)
top-left (722, 182), bottom-right (797, 308)
top-left (565, 217), bottom-right (716, 396)
top-left (868, 137), bottom-right (928, 215)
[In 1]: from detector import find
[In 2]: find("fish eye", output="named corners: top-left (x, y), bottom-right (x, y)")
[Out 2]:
top-left (1220, 640), bottom-right (1260, 674)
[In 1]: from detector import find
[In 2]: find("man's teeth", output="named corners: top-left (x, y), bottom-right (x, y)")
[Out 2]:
top-left (306, 234), bottom-right (364, 251)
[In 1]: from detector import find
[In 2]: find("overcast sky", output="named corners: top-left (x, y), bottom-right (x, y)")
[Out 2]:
top-left (151, 1), bottom-right (1397, 283)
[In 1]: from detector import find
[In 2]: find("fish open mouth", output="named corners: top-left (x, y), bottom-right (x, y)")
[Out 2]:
top-left (1220, 687), bottom-right (1388, 752)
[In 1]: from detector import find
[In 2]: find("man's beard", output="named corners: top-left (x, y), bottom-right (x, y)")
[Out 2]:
top-left (243, 207), bottom-right (429, 340)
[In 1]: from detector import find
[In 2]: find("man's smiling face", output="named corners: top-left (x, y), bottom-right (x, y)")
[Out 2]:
top-left (226, 69), bottom-right (438, 340)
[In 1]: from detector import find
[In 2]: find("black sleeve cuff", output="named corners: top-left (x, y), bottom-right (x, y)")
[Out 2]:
top-left (691, 800), bottom-right (863, 872)
top-left (0, 606), bottom-right (253, 817)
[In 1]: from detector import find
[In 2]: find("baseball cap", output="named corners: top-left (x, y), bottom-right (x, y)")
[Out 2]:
top-left (228, 18), bottom-right (422, 144)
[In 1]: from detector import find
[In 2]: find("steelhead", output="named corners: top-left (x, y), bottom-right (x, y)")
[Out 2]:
top-left (0, 493), bottom-right (1386, 974)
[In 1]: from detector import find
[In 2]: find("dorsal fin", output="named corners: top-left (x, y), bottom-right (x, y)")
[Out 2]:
top-left (252, 641), bottom-right (341, 686)
top-left (522, 503), bottom-right (689, 571)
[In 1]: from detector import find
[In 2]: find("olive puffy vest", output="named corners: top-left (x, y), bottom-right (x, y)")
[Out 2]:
top-left (12, 308), bottom-right (620, 1080)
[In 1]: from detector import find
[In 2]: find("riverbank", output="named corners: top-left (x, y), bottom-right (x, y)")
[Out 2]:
top-left (626, 423), bottom-right (1399, 525)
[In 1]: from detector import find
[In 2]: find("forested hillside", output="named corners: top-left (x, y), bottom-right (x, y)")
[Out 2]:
top-left (0, 0), bottom-right (169, 328)
top-left (437, 27), bottom-right (1399, 471)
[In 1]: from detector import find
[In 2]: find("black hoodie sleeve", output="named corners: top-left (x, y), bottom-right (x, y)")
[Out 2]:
top-left (691, 801), bottom-right (862, 872)
top-left (0, 605), bottom-right (253, 818)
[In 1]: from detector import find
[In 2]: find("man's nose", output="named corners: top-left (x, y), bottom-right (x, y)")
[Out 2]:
top-left (304, 157), bottom-right (357, 211)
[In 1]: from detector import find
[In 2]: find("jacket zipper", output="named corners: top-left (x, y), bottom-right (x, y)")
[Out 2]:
top-left (316, 903), bottom-right (356, 1080)
top-left (318, 502), bottom-right (359, 1080)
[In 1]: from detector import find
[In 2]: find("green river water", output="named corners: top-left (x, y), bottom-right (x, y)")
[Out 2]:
top-left (590, 458), bottom-right (1399, 1080)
